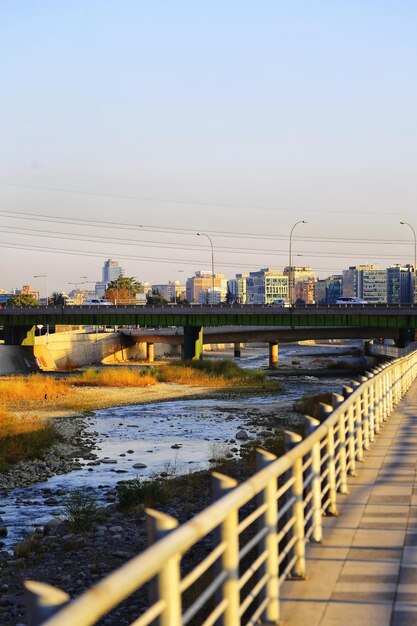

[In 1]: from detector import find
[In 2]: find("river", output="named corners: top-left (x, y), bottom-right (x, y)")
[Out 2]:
top-left (0, 342), bottom-right (362, 550)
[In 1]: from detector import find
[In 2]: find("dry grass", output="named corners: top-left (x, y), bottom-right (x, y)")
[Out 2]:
top-left (154, 360), bottom-right (274, 389)
top-left (72, 368), bottom-right (157, 388)
top-left (0, 408), bottom-right (61, 471)
top-left (0, 374), bottom-right (69, 406)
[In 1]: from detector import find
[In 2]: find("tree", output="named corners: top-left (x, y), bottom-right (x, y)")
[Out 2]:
top-left (49, 292), bottom-right (67, 306)
top-left (105, 276), bottom-right (143, 304)
top-left (147, 289), bottom-right (168, 305)
top-left (6, 293), bottom-right (39, 307)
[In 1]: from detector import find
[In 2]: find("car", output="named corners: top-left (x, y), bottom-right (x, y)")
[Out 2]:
top-left (82, 298), bottom-right (112, 306)
top-left (270, 299), bottom-right (291, 307)
top-left (336, 297), bottom-right (369, 305)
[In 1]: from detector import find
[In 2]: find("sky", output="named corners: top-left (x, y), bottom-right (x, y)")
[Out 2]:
top-left (1, 1), bottom-right (417, 296)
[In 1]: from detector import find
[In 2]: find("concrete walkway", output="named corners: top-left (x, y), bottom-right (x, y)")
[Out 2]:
top-left (280, 381), bottom-right (417, 626)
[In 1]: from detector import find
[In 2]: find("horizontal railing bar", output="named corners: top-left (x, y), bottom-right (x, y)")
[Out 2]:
top-left (276, 476), bottom-right (295, 501)
top-left (200, 599), bottom-right (228, 626)
top-left (238, 572), bottom-right (270, 616)
top-left (238, 502), bottom-right (269, 534)
top-left (277, 495), bottom-right (296, 521)
top-left (276, 516), bottom-right (296, 544)
top-left (279, 554), bottom-right (298, 584)
top-left (302, 456), bottom-right (313, 472)
top-left (277, 534), bottom-right (298, 567)
top-left (238, 550), bottom-right (269, 590)
top-left (128, 599), bottom-right (165, 626)
top-left (246, 595), bottom-right (269, 626)
top-left (180, 542), bottom-right (226, 593)
top-left (182, 571), bottom-right (227, 625)
top-left (239, 526), bottom-right (269, 561)
top-left (302, 472), bottom-right (315, 490)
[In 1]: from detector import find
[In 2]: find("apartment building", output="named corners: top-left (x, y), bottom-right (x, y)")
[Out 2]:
top-left (246, 268), bottom-right (288, 304)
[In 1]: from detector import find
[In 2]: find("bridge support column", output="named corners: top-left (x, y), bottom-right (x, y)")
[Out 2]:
top-left (183, 326), bottom-right (203, 360)
top-left (171, 344), bottom-right (181, 356)
top-left (234, 342), bottom-right (241, 358)
top-left (146, 342), bottom-right (154, 363)
top-left (398, 328), bottom-right (414, 348)
top-left (4, 325), bottom-right (35, 346)
top-left (269, 341), bottom-right (278, 368)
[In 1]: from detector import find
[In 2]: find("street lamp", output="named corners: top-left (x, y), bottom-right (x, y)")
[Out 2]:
top-left (288, 221), bottom-right (308, 305)
top-left (33, 274), bottom-right (48, 306)
top-left (174, 270), bottom-right (184, 304)
top-left (68, 277), bottom-right (89, 304)
top-left (400, 221), bottom-right (417, 303)
top-left (197, 233), bottom-right (215, 302)
top-left (400, 221), bottom-right (417, 270)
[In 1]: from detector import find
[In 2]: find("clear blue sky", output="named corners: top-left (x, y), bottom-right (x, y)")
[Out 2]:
top-left (1, 1), bottom-right (416, 293)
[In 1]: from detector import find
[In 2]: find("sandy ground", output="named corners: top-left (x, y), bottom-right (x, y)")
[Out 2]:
top-left (11, 382), bottom-right (218, 419)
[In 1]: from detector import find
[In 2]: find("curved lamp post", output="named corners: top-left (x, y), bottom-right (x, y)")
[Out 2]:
top-left (400, 221), bottom-right (417, 303)
top-left (197, 232), bottom-right (215, 300)
top-left (33, 274), bottom-right (48, 307)
top-left (288, 221), bottom-right (307, 305)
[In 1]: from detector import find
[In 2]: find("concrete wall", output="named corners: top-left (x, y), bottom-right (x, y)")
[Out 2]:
top-left (0, 345), bottom-right (39, 375)
top-left (33, 330), bottom-right (178, 370)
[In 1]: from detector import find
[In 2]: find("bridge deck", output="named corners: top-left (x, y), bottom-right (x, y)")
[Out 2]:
top-left (281, 381), bottom-right (417, 626)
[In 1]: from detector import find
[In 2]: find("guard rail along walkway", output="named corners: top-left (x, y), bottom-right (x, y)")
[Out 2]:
top-left (26, 349), bottom-right (417, 626)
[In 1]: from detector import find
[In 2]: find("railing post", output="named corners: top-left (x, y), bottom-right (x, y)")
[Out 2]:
top-left (304, 416), bottom-right (323, 543)
top-left (364, 371), bottom-right (376, 442)
top-left (350, 380), bottom-right (363, 461)
top-left (357, 375), bottom-right (370, 450)
top-left (318, 404), bottom-right (338, 516)
top-left (256, 449), bottom-right (280, 625)
top-left (212, 472), bottom-right (240, 626)
top-left (25, 581), bottom-right (70, 626)
top-left (371, 368), bottom-right (382, 434)
top-left (284, 431), bottom-right (306, 578)
top-left (147, 509), bottom-right (181, 626)
top-left (342, 385), bottom-right (357, 476)
top-left (332, 393), bottom-right (348, 494)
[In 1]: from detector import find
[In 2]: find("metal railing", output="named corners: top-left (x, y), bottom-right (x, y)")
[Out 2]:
top-left (26, 349), bottom-right (417, 626)
top-left (366, 340), bottom-right (417, 359)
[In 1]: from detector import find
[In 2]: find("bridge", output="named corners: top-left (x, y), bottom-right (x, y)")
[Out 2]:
top-left (1, 304), bottom-right (417, 360)
top-left (25, 347), bottom-right (417, 626)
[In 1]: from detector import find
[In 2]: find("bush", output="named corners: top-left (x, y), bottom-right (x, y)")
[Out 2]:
top-left (62, 488), bottom-right (99, 532)
top-left (0, 410), bottom-right (61, 471)
top-left (117, 478), bottom-right (168, 510)
top-left (72, 368), bottom-right (157, 387)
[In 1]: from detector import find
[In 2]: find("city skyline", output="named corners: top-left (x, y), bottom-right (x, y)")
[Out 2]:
top-left (1, 2), bottom-right (417, 291)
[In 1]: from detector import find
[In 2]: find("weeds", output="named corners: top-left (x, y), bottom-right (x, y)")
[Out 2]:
top-left (117, 478), bottom-right (168, 510)
top-left (154, 360), bottom-right (279, 389)
top-left (0, 409), bottom-right (61, 471)
top-left (72, 368), bottom-right (157, 388)
top-left (62, 488), bottom-right (100, 532)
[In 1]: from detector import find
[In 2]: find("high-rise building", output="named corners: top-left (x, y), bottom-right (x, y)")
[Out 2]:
top-left (227, 274), bottom-right (249, 304)
top-left (283, 266), bottom-right (316, 302)
top-left (387, 265), bottom-right (415, 304)
top-left (343, 265), bottom-right (386, 303)
top-left (96, 259), bottom-right (125, 297)
top-left (103, 259), bottom-right (124, 283)
top-left (315, 275), bottom-right (343, 304)
top-left (186, 271), bottom-right (227, 303)
top-left (246, 268), bottom-right (288, 304)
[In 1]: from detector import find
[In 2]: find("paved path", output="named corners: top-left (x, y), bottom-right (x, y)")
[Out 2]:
top-left (280, 381), bottom-right (417, 626)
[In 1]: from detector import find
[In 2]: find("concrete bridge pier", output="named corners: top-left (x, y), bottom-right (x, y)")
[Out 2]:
top-left (183, 326), bottom-right (203, 360)
top-left (234, 342), bottom-right (242, 358)
top-left (146, 342), bottom-right (154, 363)
top-left (269, 341), bottom-right (279, 368)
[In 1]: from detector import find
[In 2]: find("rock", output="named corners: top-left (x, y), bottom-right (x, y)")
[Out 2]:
top-left (132, 463), bottom-right (147, 469)
top-left (109, 525), bottom-right (124, 533)
top-left (44, 498), bottom-right (59, 505)
top-left (171, 444), bottom-right (181, 449)
top-left (0, 527), bottom-right (7, 537)
top-left (126, 450), bottom-right (134, 454)
top-left (101, 460), bottom-right (117, 464)
top-left (236, 430), bottom-right (249, 440)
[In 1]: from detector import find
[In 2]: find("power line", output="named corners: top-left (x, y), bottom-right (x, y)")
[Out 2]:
top-left (0, 181), bottom-right (414, 217)
top-left (0, 209), bottom-right (412, 246)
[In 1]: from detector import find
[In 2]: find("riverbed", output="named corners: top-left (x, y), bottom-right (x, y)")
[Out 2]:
top-left (0, 342), bottom-right (361, 550)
